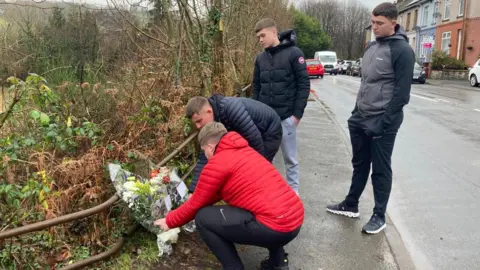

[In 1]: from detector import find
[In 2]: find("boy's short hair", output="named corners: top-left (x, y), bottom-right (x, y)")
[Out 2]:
top-left (186, 96), bottom-right (209, 118)
top-left (198, 122), bottom-right (227, 146)
top-left (372, 2), bottom-right (398, 20)
top-left (255, 18), bottom-right (277, 33)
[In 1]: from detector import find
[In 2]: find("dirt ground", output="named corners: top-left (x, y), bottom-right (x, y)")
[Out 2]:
top-left (150, 231), bottom-right (221, 270)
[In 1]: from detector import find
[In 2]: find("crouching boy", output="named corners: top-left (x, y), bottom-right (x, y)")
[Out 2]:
top-left (154, 122), bottom-right (303, 270)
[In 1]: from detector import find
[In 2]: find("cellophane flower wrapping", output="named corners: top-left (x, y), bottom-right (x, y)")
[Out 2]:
top-left (108, 163), bottom-right (196, 256)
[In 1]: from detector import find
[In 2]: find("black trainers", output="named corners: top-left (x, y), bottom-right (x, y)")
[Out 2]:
top-left (326, 201), bottom-right (360, 218)
top-left (260, 253), bottom-right (289, 270)
top-left (362, 214), bottom-right (386, 234)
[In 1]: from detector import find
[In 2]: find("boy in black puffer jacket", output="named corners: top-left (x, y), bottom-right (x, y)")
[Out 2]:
top-left (185, 94), bottom-right (282, 193)
top-left (252, 19), bottom-right (311, 195)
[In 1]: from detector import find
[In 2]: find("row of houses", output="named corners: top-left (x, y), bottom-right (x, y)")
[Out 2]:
top-left (366, 0), bottom-right (480, 66)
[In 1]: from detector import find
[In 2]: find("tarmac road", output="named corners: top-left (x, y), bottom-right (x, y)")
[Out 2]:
top-left (310, 75), bottom-right (480, 270)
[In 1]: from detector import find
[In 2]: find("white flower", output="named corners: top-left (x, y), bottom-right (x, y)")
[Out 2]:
top-left (158, 228), bottom-right (181, 243)
top-left (122, 190), bottom-right (136, 207)
top-left (122, 190), bottom-right (134, 200)
top-left (156, 228), bottom-right (181, 257)
top-left (108, 163), bottom-right (193, 257)
top-left (123, 181), bottom-right (138, 193)
top-left (149, 176), bottom-right (163, 186)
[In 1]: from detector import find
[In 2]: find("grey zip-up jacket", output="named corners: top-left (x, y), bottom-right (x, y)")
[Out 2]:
top-left (350, 25), bottom-right (415, 135)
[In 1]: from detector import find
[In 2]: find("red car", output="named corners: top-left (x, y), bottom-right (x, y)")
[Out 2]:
top-left (306, 59), bottom-right (324, 79)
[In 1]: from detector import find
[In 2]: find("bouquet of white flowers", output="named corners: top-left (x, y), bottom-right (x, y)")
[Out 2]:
top-left (108, 163), bottom-right (195, 256)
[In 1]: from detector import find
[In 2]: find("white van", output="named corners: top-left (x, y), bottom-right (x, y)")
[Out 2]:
top-left (314, 51), bottom-right (338, 75)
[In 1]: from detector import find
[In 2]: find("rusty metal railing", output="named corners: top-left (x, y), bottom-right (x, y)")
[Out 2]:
top-left (0, 84), bottom-right (251, 269)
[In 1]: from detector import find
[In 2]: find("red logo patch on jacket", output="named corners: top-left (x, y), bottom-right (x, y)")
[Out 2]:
top-left (298, 57), bottom-right (305, 64)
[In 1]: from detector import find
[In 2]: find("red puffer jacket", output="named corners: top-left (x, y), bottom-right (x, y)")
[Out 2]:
top-left (166, 132), bottom-right (304, 233)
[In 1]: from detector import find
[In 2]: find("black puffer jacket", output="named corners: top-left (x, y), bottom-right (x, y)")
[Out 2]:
top-left (189, 94), bottom-right (282, 193)
top-left (252, 29), bottom-right (310, 120)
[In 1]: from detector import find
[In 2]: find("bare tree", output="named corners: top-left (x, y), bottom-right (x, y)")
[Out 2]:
top-left (344, 0), bottom-right (371, 59)
top-left (300, 0), bottom-right (370, 60)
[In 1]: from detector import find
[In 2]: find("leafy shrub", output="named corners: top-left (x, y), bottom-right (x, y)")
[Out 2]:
top-left (431, 50), bottom-right (468, 70)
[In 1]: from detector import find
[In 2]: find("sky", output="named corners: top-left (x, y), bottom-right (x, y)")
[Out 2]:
top-left (290, 0), bottom-right (393, 10)
top-left (1, 0), bottom-right (393, 11)
top-left (344, 0), bottom-right (391, 9)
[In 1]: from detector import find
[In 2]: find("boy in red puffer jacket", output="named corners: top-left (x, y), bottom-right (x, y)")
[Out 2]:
top-left (154, 122), bottom-right (304, 270)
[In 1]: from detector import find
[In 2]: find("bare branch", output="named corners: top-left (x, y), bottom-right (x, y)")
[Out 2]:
top-left (106, 0), bottom-right (171, 47)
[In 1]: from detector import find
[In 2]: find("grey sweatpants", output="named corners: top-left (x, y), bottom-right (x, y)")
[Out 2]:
top-left (280, 116), bottom-right (299, 193)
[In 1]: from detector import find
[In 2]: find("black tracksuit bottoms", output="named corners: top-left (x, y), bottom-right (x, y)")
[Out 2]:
top-left (345, 125), bottom-right (397, 218)
top-left (195, 205), bottom-right (300, 270)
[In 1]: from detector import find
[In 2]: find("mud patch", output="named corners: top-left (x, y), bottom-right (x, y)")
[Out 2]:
top-left (150, 231), bottom-right (221, 270)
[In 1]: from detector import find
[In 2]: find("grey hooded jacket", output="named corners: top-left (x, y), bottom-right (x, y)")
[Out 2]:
top-left (349, 25), bottom-right (415, 135)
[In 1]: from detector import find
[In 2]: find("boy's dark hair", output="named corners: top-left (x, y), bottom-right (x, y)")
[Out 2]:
top-left (372, 2), bottom-right (398, 20)
top-left (254, 18), bottom-right (277, 33)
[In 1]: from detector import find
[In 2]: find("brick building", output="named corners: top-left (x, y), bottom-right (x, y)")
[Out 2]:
top-left (464, 0), bottom-right (480, 66)
top-left (435, 0), bottom-right (480, 66)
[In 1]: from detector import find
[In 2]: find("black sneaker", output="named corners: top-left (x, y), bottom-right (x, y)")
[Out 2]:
top-left (326, 201), bottom-right (360, 218)
top-left (362, 214), bottom-right (386, 234)
top-left (260, 253), bottom-right (289, 270)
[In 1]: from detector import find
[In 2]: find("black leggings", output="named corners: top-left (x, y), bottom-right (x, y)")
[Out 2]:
top-left (195, 205), bottom-right (300, 270)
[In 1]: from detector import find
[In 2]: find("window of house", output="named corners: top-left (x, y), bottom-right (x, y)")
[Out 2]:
top-left (433, 2), bottom-right (439, 24)
top-left (441, 32), bottom-right (451, 54)
top-left (423, 5), bottom-right (429, 26)
top-left (443, 0), bottom-right (451, 20)
top-left (407, 12), bottom-right (411, 30)
top-left (458, 0), bottom-right (465, 16)
top-left (414, 9), bottom-right (418, 27)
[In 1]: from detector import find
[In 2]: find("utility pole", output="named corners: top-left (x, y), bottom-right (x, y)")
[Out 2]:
top-left (211, 0), bottom-right (225, 91)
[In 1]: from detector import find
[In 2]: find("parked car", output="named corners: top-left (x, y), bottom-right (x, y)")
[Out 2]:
top-left (351, 59), bottom-right (362, 77)
top-left (341, 60), bottom-right (354, 74)
top-left (306, 59), bottom-right (324, 78)
top-left (345, 62), bottom-right (354, 76)
top-left (333, 62), bottom-right (342, 75)
top-left (413, 62), bottom-right (426, 84)
top-left (469, 59), bottom-right (480, 87)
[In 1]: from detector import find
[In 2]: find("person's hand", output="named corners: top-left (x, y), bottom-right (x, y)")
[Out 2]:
top-left (292, 116), bottom-right (300, 126)
top-left (154, 218), bottom-right (170, 231)
top-left (364, 125), bottom-right (384, 138)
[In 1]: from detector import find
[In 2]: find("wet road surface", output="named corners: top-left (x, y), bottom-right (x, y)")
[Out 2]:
top-left (311, 75), bottom-right (480, 270)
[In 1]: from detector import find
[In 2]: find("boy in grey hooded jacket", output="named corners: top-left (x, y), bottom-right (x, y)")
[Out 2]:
top-left (326, 2), bottom-right (415, 234)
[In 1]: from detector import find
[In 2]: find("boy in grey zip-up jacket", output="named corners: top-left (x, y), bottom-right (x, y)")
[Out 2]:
top-left (327, 2), bottom-right (415, 235)
top-left (350, 24), bottom-right (413, 135)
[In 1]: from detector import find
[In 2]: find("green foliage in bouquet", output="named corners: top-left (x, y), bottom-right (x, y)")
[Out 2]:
top-left (108, 163), bottom-right (193, 256)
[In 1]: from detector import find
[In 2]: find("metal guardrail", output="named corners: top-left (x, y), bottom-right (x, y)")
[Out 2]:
top-left (0, 195), bottom-right (120, 240)
top-left (0, 84), bottom-right (251, 269)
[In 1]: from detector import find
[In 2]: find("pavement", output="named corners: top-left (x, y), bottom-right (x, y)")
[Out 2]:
top-left (426, 78), bottom-right (478, 92)
top-left (308, 75), bottom-right (480, 270)
top-left (238, 94), bottom-right (414, 270)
